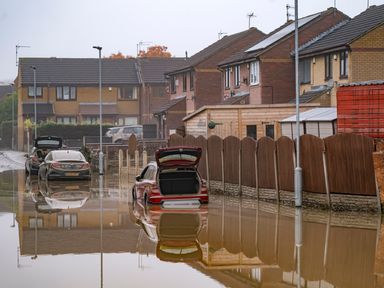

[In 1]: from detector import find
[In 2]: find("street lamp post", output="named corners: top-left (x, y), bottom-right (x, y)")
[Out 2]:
top-left (30, 66), bottom-right (37, 140)
top-left (93, 46), bottom-right (103, 175)
top-left (294, 0), bottom-right (302, 207)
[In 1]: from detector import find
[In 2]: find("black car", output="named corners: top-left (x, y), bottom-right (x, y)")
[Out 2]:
top-left (25, 136), bottom-right (63, 175)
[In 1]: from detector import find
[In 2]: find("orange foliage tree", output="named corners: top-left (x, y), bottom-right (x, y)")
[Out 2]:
top-left (107, 52), bottom-right (134, 59)
top-left (138, 45), bottom-right (172, 58)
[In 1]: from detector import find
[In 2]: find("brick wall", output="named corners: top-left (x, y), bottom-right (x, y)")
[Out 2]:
top-left (350, 24), bottom-right (384, 82)
top-left (249, 8), bottom-right (348, 104)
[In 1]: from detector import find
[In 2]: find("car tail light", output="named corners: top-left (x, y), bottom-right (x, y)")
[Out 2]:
top-left (80, 163), bottom-right (90, 169)
top-left (51, 162), bottom-right (64, 169)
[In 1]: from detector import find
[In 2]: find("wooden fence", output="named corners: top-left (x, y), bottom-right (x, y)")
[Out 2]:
top-left (168, 133), bottom-right (379, 210)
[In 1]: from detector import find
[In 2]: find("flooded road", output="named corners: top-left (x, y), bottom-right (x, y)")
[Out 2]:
top-left (1, 169), bottom-right (384, 288)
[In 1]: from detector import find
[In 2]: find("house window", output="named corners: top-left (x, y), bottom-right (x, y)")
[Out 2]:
top-left (29, 217), bottom-right (43, 228)
top-left (28, 86), bottom-right (42, 97)
top-left (265, 124), bottom-right (274, 139)
top-left (118, 86), bottom-right (137, 100)
top-left (190, 71), bottom-right (194, 91)
top-left (58, 214), bottom-right (77, 228)
top-left (234, 65), bottom-right (241, 87)
top-left (299, 59), bottom-right (311, 84)
top-left (225, 67), bottom-right (230, 89)
top-left (152, 86), bottom-right (166, 97)
top-left (84, 116), bottom-right (99, 124)
top-left (56, 86), bottom-right (76, 100)
top-left (340, 51), bottom-right (348, 77)
top-left (250, 61), bottom-right (260, 85)
top-left (170, 75), bottom-right (176, 94)
top-left (182, 73), bottom-right (187, 92)
top-left (324, 54), bottom-right (333, 80)
top-left (57, 116), bottom-right (77, 124)
top-left (246, 125), bottom-right (257, 139)
top-left (118, 116), bottom-right (138, 126)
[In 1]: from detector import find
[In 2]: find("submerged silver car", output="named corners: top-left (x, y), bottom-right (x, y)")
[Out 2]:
top-left (38, 150), bottom-right (91, 180)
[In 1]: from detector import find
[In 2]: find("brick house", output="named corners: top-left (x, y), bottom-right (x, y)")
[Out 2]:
top-left (162, 28), bottom-right (265, 125)
top-left (297, 4), bottom-right (384, 106)
top-left (218, 7), bottom-right (348, 105)
top-left (16, 57), bottom-right (185, 149)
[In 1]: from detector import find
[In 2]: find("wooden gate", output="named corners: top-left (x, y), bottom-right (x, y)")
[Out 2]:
top-left (168, 134), bottom-right (183, 147)
top-left (196, 135), bottom-right (207, 180)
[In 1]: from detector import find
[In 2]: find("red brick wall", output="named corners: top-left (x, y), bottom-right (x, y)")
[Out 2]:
top-left (249, 8), bottom-right (349, 104)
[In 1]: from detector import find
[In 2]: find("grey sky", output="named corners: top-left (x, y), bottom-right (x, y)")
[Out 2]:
top-left (1, 0), bottom-right (383, 82)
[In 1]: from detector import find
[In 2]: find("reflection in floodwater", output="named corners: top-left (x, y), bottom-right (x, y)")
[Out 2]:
top-left (0, 170), bottom-right (384, 287)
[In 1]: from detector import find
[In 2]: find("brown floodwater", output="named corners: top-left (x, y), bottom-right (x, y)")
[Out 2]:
top-left (0, 169), bottom-right (384, 288)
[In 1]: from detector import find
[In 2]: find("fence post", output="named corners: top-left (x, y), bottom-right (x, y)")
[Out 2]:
top-left (322, 151), bottom-right (331, 207)
top-left (274, 144), bottom-right (279, 202)
top-left (221, 143), bottom-right (225, 193)
top-left (239, 144), bottom-right (242, 195)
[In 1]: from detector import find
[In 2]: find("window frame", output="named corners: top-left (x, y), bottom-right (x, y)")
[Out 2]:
top-left (234, 65), bottom-right (241, 87)
top-left (299, 58), bottom-right (311, 84)
top-left (182, 73), bottom-right (187, 92)
top-left (265, 124), bottom-right (275, 140)
top-left (170, 75), bottom-right (176, 94)
top-left (189, 71), bottom-right (194, 91)
top-left (250, 61), bottom-right (260, 85)
top-left (28, 86), bottom-right (43, 98)
top-left (224, 67), bottom-right (230, 89)
top-left (324, 54), bottom-right (333, 80)
top-left (56, 86), bottom-right (76, 101)
top-left (118, 86), bottom-right (137, 100)
top-left (56, 116), bottom-right (77, 124)
top-left (339, 50), bottom-right (348, 78)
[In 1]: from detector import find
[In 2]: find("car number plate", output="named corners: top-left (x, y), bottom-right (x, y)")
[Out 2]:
top-left (65, 172), bottom-right (79, 177)
top-left (162, 200), bottom-right (201, 209)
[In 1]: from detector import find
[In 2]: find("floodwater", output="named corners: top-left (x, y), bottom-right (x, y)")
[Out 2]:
top-left (1, 170), bottom-right (384, 288)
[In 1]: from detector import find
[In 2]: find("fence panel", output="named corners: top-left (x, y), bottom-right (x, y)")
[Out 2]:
top-left (241, 137), bottom-right (257, 188)
top-left (128, 134), bottom-right (137, 157)
top-left (196, 135), bottom-right (208, 180)
top-left (276, 136), bottom-right (294, 192)
top-left (300, 134), bottom-right (326, 194)
top-left (183, 134), bottom-right (198, 146)
top-left (223, 136), bottom-right (240, 185)
top-left (207, 135), bottom-right (223, 182)
top-left (324, 133), bottom-right (376, 195)
top-left (168, 134), bottom-right (183, 147)
top-left (257, 137), bottom-right (276, 189)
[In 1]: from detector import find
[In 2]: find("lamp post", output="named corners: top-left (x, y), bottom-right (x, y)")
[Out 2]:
top-left (30, 66), bottom-right (37, 140)
top-left (93, 46), bottom-right (103, 175)
top-left (294, 0), bottom-right (302, 207)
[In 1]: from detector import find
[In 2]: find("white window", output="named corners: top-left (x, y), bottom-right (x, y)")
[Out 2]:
top-left (234, 65), bottom-right (241, 87)
top-left (224, 67), bottom-right (230, 89)
top-left (57, 116), bottom-right (77, 124)
top-left (57, 86), bottom-right (76, 100)
top-left (118, 116), bottom-right (138, 126)
top-left (84, 116), bottom-right (99, 124)
top-left (28, 86), bottom-right (42, 97)
top-left (118, 86), bottom-right (138, 100)
top-left (250, 61), bottom-right (260, 85)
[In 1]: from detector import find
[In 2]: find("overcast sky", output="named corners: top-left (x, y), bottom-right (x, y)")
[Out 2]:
top-left (1, 0), bottom-right (383, 82)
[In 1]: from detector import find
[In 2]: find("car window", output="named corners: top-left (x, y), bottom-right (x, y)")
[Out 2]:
top-left (143, 165), bottom-right (156, 180)
top-left (45, 153), bottom-right (53, 161)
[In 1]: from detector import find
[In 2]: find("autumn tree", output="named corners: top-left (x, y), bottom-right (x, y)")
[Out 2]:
top-left (138, 45), bottom-right (172, 58)
top-left (107, 52), bottom-right (134, 59)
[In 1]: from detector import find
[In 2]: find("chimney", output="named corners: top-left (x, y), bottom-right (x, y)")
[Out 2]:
top-left (185, 51), bottom-right (188, 60)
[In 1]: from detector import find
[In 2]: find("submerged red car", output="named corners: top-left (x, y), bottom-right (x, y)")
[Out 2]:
top-left (132, 146), bottom-right (208, 206)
